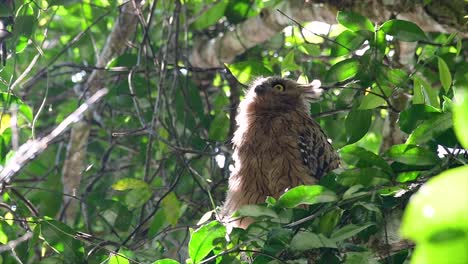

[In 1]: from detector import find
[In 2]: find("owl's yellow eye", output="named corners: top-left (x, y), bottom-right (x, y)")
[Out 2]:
top-left (273, 83), bottom-right (285, 92)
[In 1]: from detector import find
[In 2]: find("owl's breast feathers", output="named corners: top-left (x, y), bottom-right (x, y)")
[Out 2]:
top-left (222, 78), bottom-right (339, 228)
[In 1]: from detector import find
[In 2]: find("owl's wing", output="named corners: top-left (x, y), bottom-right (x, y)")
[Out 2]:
top-left (298, 118), bottom-right (340, 179)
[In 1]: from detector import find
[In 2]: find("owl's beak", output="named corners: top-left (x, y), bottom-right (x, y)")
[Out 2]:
top-left (254, 85), bottom-right (266, 95)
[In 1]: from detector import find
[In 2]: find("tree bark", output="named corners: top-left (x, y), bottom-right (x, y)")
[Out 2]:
top-left (189, 0), bottom-right (466, 68)
top-left (61, 1), bottom-right (142, 222)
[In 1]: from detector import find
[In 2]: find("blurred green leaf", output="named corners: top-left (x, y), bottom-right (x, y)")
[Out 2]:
top-left (385, 144), bottom-right (440, 166)
top-left (208, 112), bottom-right (229, 140)
top-left (339, 145), bottom-right (393, 175)
top-left (226, 61), bottom-right (273, 85)
top-left (380, 19), bottom-right (427, 42)
top-left (225, 0), bottom-right (258, 24)
top-left (331, 223), bottom-right (374, 242)
top-left (153, 259), bottom-right (180, 264)
top-left (189, 221), bottom-right (226, 263)
top-left (291, 232), bottom-right (337, 250)
top-left (331, 30), bottom-right (367, 57)
top-left (109, 252), bottom-right (130, 264)
top-left (238, 205), bottom-right (278, 219)
top-left (453, 89), bottom-right (468, 149)
top-left (192, 1), bottom-right (228, 30)
top-left (358, 86), bottom-right (388, 110)
top-left (345, 109), bottom-right (372, 144)
top-left (325, 58), bottom-right (360, 83)
top-left (112, 178), bottom-right (149, 191)
top-left (15, 15), bottom-right (37, 37)
top-left (345, 252), bottom-right (379, 264)
top-left (337, 11), bottom-right (374, 32)
top-left (277, 185), bottom-right (337, 208)
top-left (413, 76), bottom-right (439, 107)
top-left (438, 57), bottom-right (452, 93)
top-left (406, 112), bottom-right (452, 145)
top-left (282, 50), bottom-right (301, 73)
top-left (319, 209), bottom-right (343, 236)
top-left (399, 104), bottom-right (441, 134)
top-left (401, 166), bottom-right (468, 264)
top-left (337, 168), bottom-right (390, 187)
top-left (40, 220), bottom-right (83, 263)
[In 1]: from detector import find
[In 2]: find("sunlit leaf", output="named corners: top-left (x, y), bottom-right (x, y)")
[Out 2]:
top-left (401, 166), bottom-right (468, 264)
top-left (277, 185), bottom-right (337, 208)
top-left (385, 144), bottom-right (440, 166)
top-left (325, 58), bottom-right (360, 83)
top-left (438, 57), bottom-right (452, 93)
top-left (331, 30), bottom-right (367, 57)
top-left (337, 168), bottom-right (390, 187)
top-left (337, 11), bottom-right (374, 32)
top-left (380, 19), bottom-right (427, 42)
top-left (453, 89), bottom-right (468, 149)
top-left (339, 145), bottom-right (393, 175)
top-left (189, 221), bottom-right (226, 263)
top-left (192, 0), bottom-right (228, 30)
top-left (226, 61), bottom-right (273, 85)
top-left (112, 178), bottom-right (149, 191)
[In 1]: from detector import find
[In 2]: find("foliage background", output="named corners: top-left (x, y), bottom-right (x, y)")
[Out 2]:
top-left (0, 0), bottom-right (467, 263)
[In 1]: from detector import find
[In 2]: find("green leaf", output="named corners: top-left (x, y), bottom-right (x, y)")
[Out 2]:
top-left (358, 85), bottom-right (391, 110)
top-left (385, 144), bottom-right (440, 166)
top-left (124, 187), bottom-right (152, 209)
top-left (153, 259), bottom-right (180, 264)
top-left (337, 11), bottom-right (374, 32)
top-left (325, 58), bottom-right (360, 83)
top-left (345, 252), bottom-right (380, 264)
top-left (109, 252), bottom-right (129, 264)
top-left (331, 30), bottom-right (367, 57)
top-left (453, 89), bottom-right (468, 149)
top-left (40, 220), bottom-right (83, 263)
top-left (281, 50), bottom-right (301, 73)
top-left (15, 15), bottom-right (37, 37)
top-left (226, 61), bottom-right (273, 85)
top-left (339, 145), bottom-right (393, 175)
top-left (406, 112), bottom-right (453, 145)
top-left (438, 57), bottom-right (452, 93)
top-left (337, 168), bottom-right (390, 187)
top-left (189, 221), bottom-right (226, 263)
top-left (319, 209), bottom-right (343, 236)
top-left (277, 185), bottom-right (337, 208)
top-left (112, 178), bottom-right (149, 191)
top-left (192, 1), bottom-right (228, 30)
top-left (0, 92), bottom-right (34, 122)
top-left (345, 109), bottom-right (372, 144)
top-left (413, 76), bottom-right (439, 107)
top-left (331, 223), bottom-right (374, 242)
top-left (380, 19), bottom-right (427, 42)
top-left (237, 205), bottom-right (278, 219)
top-left (399, 104), bottom-right (441, 134)
top-left (208, 112), bottom-right (229, 141)
top-left (290, 231), bottom-right (337, 251)
top-left (401, 166), bottom-right (468, 244)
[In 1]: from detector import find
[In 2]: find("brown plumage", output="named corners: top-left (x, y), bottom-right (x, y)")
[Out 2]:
top-left (222, 76), bottom-right (340, 228)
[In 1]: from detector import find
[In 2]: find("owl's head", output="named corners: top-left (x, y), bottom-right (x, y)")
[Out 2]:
top-left (245, 76), bottom-right (323, 112)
